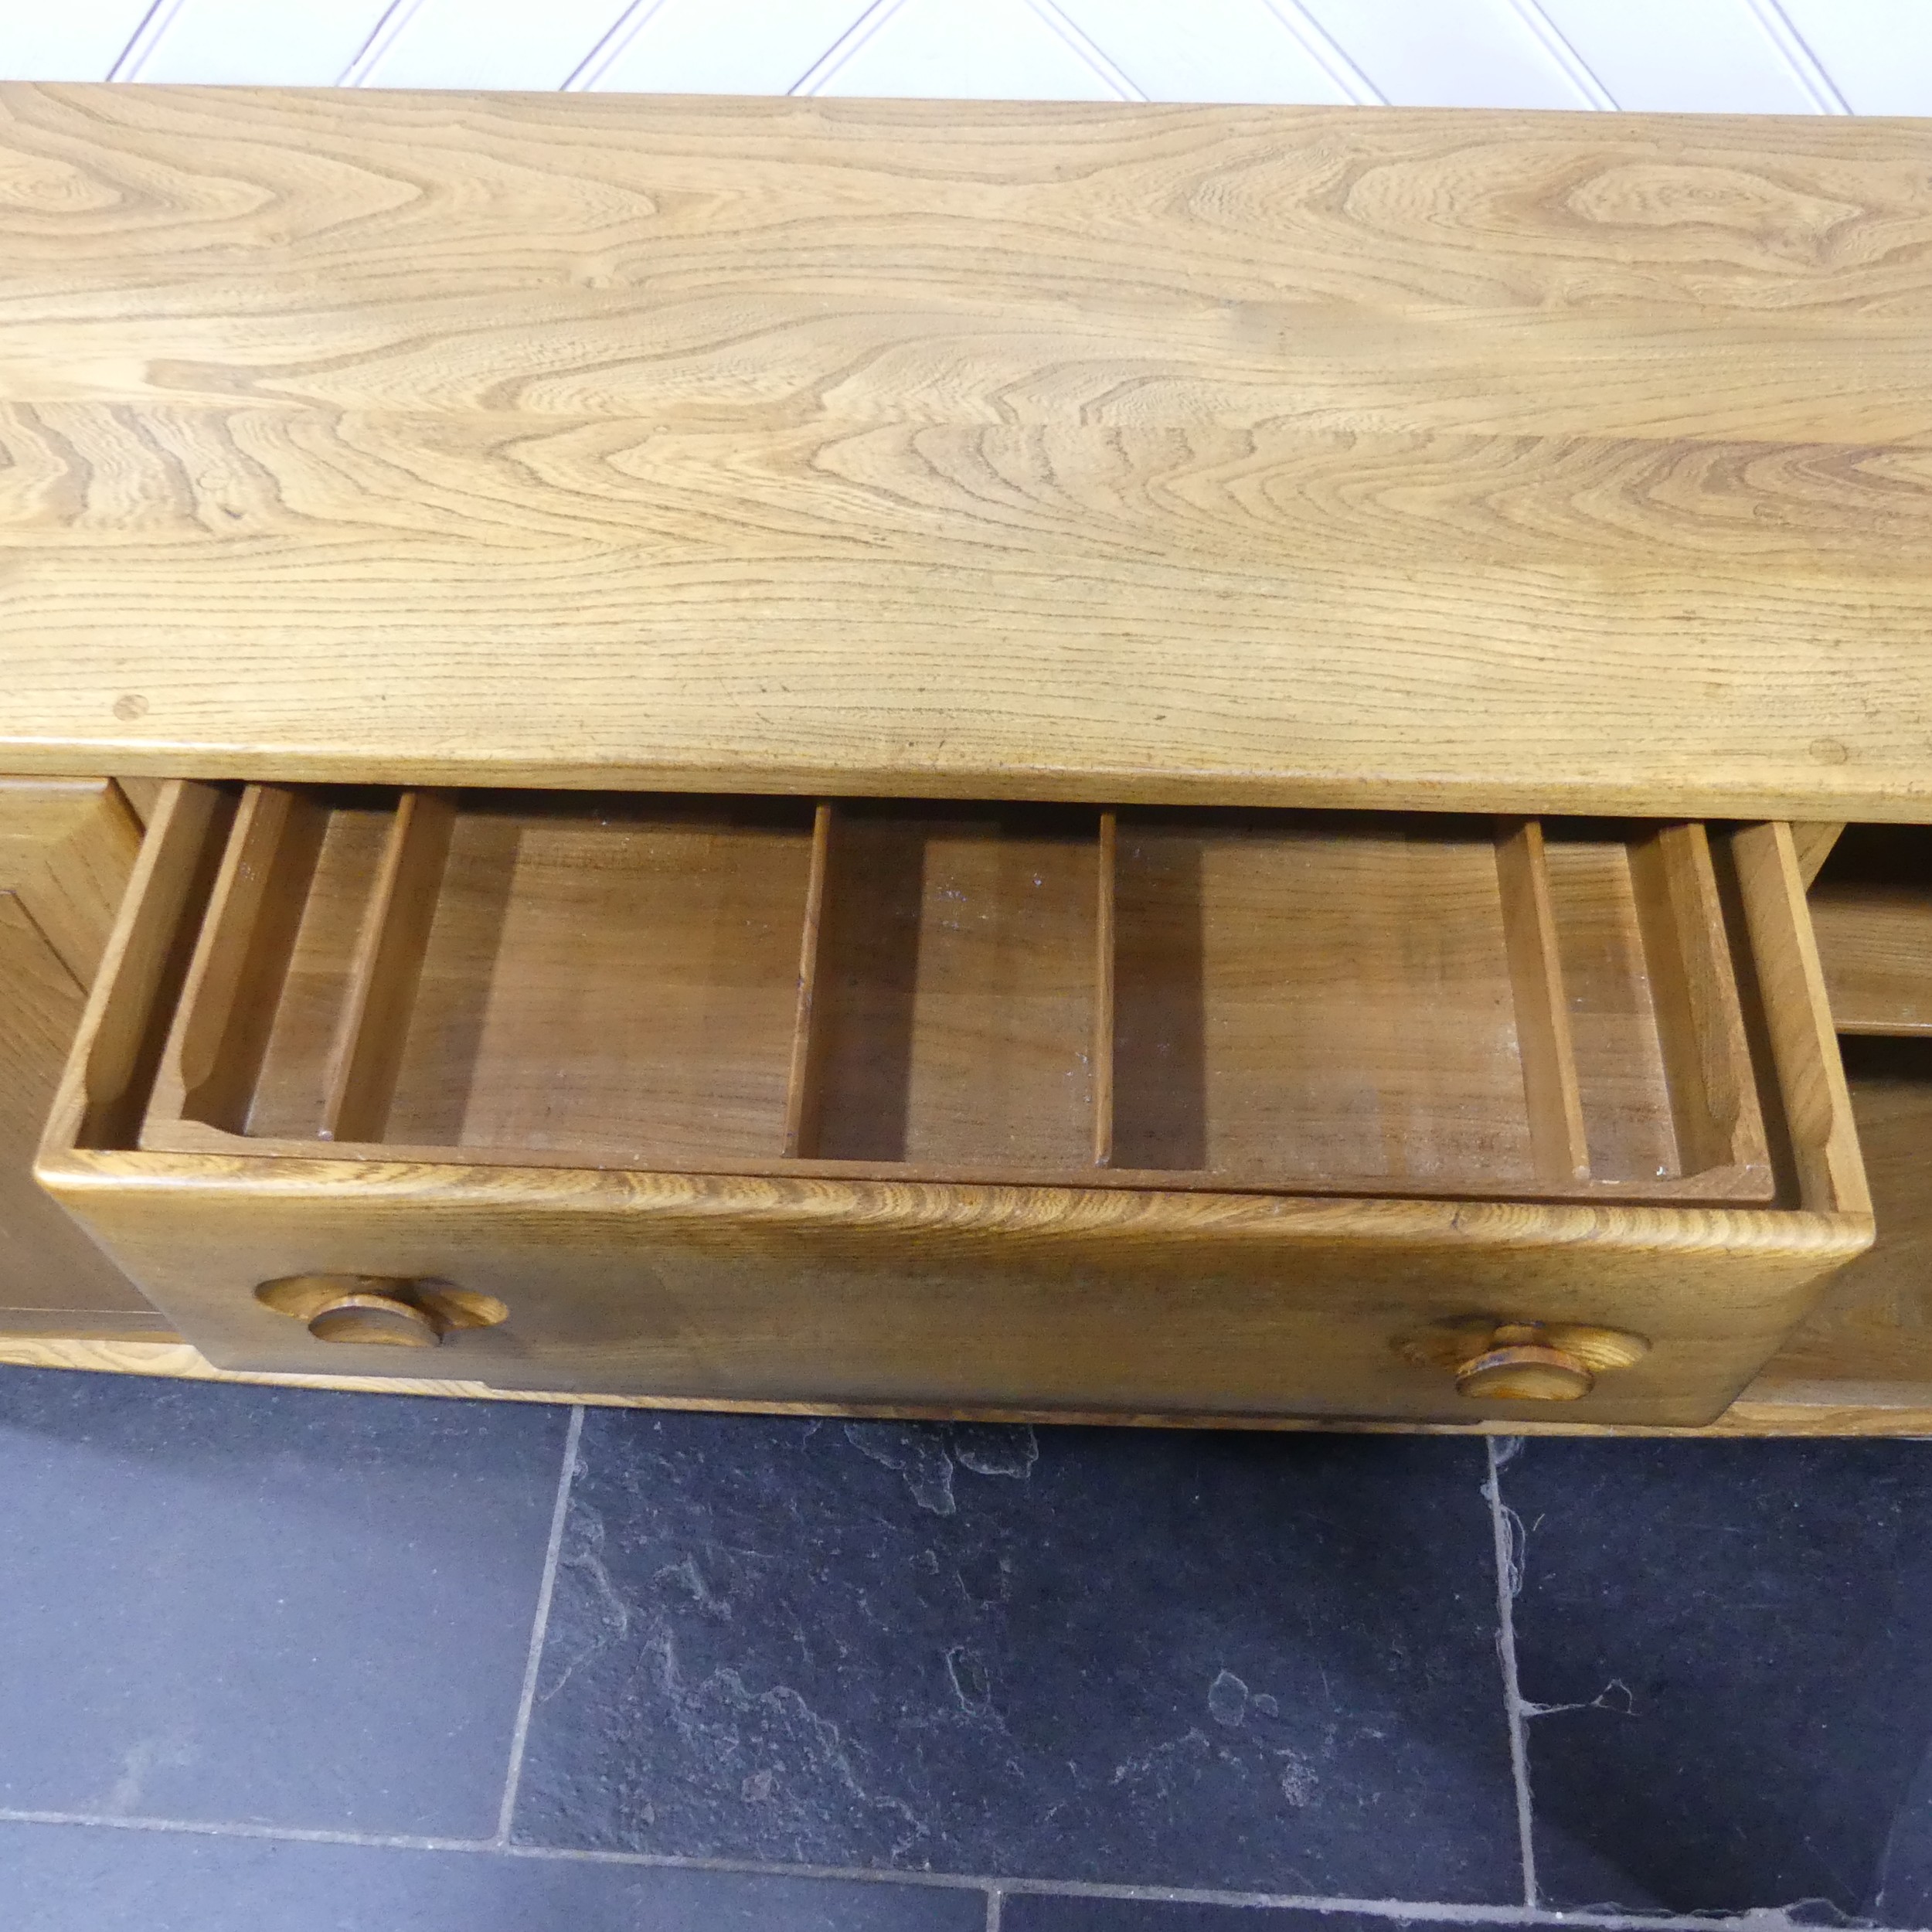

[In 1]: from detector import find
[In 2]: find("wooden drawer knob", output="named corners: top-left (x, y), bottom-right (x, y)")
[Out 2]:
top-left (1399, 1318), bottom-right (1650, 1403)
top-left (1454, 1342), bottom-right (1594, 1402)
top-left (306, 1288), bottom-right (440, 1348)
top-left (254, 1274), bottom-right (509, 1347)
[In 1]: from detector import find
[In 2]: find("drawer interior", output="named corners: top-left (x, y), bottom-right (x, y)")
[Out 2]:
top-left (1810, 825), bottom-right (1932, 1036)
top-left (801, 803), bottom-right (1100, 1168)
top-left (130, 785), bottom-right (1782, 1203)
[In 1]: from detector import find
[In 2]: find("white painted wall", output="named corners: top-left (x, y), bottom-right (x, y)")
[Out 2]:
top-left (0, 0), bottom-right (1923, 112)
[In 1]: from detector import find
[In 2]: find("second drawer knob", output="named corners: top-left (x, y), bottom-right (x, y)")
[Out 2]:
top-left (1400, 1318), bottom-right (1651, 1402)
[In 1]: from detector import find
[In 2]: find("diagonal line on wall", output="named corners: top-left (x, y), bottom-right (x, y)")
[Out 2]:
top-left (1024, 0), bottom-right (1145, 101)
top-left (339, 0), bottom-right (434, 85)
top-left (1256, 0), bottom-right (1386, 107)
top-left (563, 0), bottom-right (675, 91)
top-left (107, 0), bottom-right (192, 81)
top-left (791, 0), bottom-right (913, 97)
top-left (1503, 0), bottom-right (1618, 109)
top-left (1743, 0), bottom-right (1851, 113)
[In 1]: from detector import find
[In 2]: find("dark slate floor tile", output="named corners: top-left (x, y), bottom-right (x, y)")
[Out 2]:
top-left (1003, 1902), bottom-right (1478, 1932)
top-left (0, 1823), bottom-right (986, 1932)
top-left (515, 1414), bottom-right (1519, 1900)
top-left (1500, 1437), bottom-right (1932, 1920)
top-left (0, 1368), bottom-right (567, 1838)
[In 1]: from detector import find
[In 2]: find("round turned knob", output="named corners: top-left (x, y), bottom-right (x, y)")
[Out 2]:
top-left (1397, 1317), bottom-right (1650, 1404)
top-left (305, 1289), bottom-right (441, 1349)
top-left (254, 1274), bottom-right (509, 1346)
top-left (1454, 1342), bottom-right (1594, 1402)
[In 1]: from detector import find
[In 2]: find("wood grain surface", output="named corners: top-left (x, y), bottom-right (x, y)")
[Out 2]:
top-left (1810, 825), bottom-right (1932, 1033)
top-left (39, 784), bottom-right (1874, 1428)
top-left (2, 87), bottom-right (1931, 816)
top-left (0, 778), bottom-right (151, 1318)
top-left (12, 1029), bottom-right (1926, 1431)
top-left (34, 1143), bottom-right (1876, 1426)
top-left (131, 785), bottom-right (1788, 1206)
top-left (1743, 1034), bottom-right (1932, 1409)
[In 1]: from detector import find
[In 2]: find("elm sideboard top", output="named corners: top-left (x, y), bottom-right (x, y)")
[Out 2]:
top-left (2, 84), bottom-right (1931, 818)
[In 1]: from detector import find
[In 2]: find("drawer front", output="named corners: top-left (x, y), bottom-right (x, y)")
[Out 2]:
top-left (39, 1155), bottom-right (1866, 1426)
top-left (37, 782), bottom-right (1872, 1427)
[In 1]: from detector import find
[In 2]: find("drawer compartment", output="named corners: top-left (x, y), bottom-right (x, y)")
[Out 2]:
top-left (1107, 810), bottom-right (1768, 1199)
top-left (39, 783), bottom-right (1872, 1426)
top-left (1811, 825), bottom-right (1932, 1036)
top-left (138, 788), bottom-right (1772, 1205)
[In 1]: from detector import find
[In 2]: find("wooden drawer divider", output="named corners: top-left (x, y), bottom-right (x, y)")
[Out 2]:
top-left (131, 786), bottom-right (1778, 1207)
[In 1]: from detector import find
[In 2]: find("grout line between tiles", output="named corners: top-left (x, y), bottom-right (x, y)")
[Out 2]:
top-left (494, 1403), bottom-right (584, 1845)
top-left (1486, 1435), bottom-right (1539, 1909)
top-left (0, 1811), bottom-right (493, 1855)
top-left (0, 1810), bottom-right (1845, 1929)
top-left (985, 1883), bottom-right (1003, 1929)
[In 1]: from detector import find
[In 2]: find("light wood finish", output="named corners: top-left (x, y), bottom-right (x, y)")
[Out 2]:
top-left (799, 802), bottom-right (1100, 1170)
top-left (1810, 825), bottom-right (1932, 1036)
top-left (1400, 1316), bottom-right (1651, 1403)
top-left (2, 89), bottom-right (1932, 822)
top-left (0, 779), bottom-right (145, 988)
top-left (1495, 818), bottom-right (1590, 1185)
top-left (319, 790), bottom-right (457, 1143)
top-left (781, 801), bottom-right (835, 1158)
top-left (0, 897), bottom-right (155, 1321)
top-left (1111, 811), bottom-right (1539, 1186)
top-left (1456, 1349), bottom-right (1593, 1403)
top-left (0, 779), bottom-right (152, 1322)
top-left (131, 789), bottom-right (1784, 1206)
top-left (306, 1290), bottom-right (440, 1348)
top-left (1105, 810), bottom-right (1767, 1201)
top-left (1628, 821), bottom-right (1769, 1186)
top-left (21, 1008), bottom-right (1932, 1439)
top-left (111, 778), bottom-right (166, 829)
top-left (22, 997), bottom-right (1932, 1435)
top-left (1816, 899), bottom-right (1932, 1034)
top-left (1541, 825), bottom-right (1677, 1188)
top-left (32, 1146), bottom-right (1874, 1427)
top-left (146, 784), bottom-right (316, 1135)
top-left (67, 780), bottom-right (233, 1154)
top-left (1743, 1034), bottom-right (1932, 1410)
top-left (38, 784), bottom-right (1872, 1427)
top-left (1792, 822), bottom-right (1847, 887)
top-left (148, 787), bottom-right (820, 1162)
top-left (253, 1270), bottom-right (509, 1340)
top-left (1730, 821), bottom-right (1870, 1217)
top-left (1093, 809), bottom-right (1117, 1169)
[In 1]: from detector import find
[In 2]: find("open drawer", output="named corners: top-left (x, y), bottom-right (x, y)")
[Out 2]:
top-left (38, 782), bottom-right (1872, 1425)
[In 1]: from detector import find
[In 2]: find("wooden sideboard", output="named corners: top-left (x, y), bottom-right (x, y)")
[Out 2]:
top-left (5, 86), bottom-right (1932, 1433)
